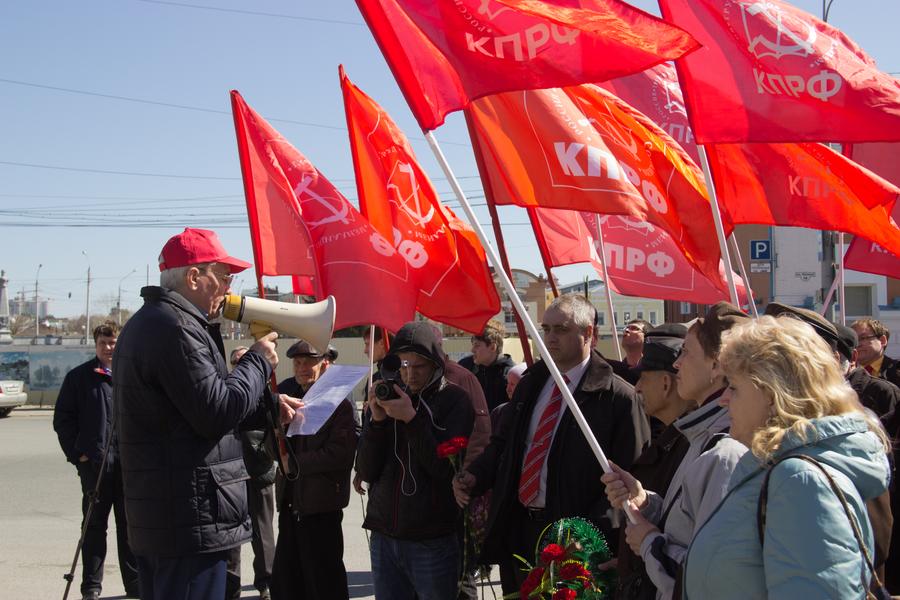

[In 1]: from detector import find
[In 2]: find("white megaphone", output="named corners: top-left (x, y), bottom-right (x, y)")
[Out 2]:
top-left (221, 294), bottom-right (336, 351)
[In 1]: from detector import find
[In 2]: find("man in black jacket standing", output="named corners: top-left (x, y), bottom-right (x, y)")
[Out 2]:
top-left (454, 294), bottom-right (649, 594)
top-left (54, 320), bottom-right (139, 600)
top-left (458, 318), bottom-right (516, 412)
top-left (113, 228), bottom-right (296, 600)
top-left (357, 321), bottom-right (474, 600)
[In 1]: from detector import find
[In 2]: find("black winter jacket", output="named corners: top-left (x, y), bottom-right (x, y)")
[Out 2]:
top-left (53, 357), bottom-right (117, 467)
top-left (113, 286), bottom-right (272, 557)
top-left (459, 353), bottom-right (516, 413)
top-left (357, 322), bottom-right (474, 540)
top-left (467, 350), bottom-right (649, 562)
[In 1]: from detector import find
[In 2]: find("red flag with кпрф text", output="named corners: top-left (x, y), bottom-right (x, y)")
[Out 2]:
top-left (844, 144), bottom-right (900, 278)
top-left (659, 0), bottom-right (900, 143)
top-left (231, 90), bottom-right (417, 331)
top-left (468, 84), bottom-right (724, 284)
top-left (340, 67), bottom-right (500, 334)
top-left (530, 208), bottom-right (747, 305)
top-left (355, 0), bottom-right (699, 130)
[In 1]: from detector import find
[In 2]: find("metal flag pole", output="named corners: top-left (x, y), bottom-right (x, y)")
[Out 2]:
top-left (821, 275), bottom-right (839, 317)
top-left (424, 130), bottom-right (637, 522)
top-left (838, 233), bottom-right (847, 325)
top-left (727, 234), bottom-right (759, 317)
top-left (594, 216), bottom-right (623, 361)
top-left (697, 146), bottom-right (740, 306)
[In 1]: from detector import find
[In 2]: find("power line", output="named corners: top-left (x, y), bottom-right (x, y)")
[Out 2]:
top-left (0, 160), bottom-right (241, 180)
top-left (132, 0), bottom-right (366, 26)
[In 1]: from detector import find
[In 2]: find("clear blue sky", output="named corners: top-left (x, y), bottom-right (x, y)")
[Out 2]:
top-left (1, 0), bottom-right (897, 318)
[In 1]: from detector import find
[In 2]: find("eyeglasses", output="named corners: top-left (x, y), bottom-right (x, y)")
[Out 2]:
top-left (206, 267), bottom-right (234, 286)
top-left (858, 334), bottom-right (879, 343)
top-left (401, 359), bottom-right (432, 372)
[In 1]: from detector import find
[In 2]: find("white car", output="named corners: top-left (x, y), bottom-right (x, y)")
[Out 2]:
top-left (0, 380), bottom-right (27, 417)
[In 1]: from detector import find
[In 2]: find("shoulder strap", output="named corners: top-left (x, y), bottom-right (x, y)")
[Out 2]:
top-left (756, 454), bottom-right (886, 595)
top-left (659, 431), bottom-right (730, 529)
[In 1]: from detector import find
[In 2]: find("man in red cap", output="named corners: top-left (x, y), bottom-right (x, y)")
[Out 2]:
top-left (113, 228), bottom-right (302, 600)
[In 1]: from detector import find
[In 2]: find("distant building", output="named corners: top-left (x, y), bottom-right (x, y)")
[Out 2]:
top-left (558, 279), bottom-right (664, 331)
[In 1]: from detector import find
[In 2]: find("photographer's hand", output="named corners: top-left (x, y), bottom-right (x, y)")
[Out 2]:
top-left (278, 394), bottom-right (304, 426)
top-left (367, 386), bottom-right (387, 422)
top-left (377, 385), bottom-right (417, 423)
top-left (250, 331), bottom-right (279, 369)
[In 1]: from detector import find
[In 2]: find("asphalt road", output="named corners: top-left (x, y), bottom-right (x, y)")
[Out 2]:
top-left (0, 408), bottom-right (501, 600)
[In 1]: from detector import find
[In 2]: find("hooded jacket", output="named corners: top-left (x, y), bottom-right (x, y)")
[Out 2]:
top-left (113, 286), bottom-right (272, 557)
top-left (356, 322), bottom-right (474, 540)
top-left (683, 414), bottom-right (890, 599)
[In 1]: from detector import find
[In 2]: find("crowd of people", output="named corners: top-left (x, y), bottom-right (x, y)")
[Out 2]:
top-left (52, 227), bottom-right (900, 600)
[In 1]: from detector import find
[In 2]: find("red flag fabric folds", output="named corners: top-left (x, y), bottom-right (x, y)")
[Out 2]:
top-left (706, 142), bottom-right (900, 258)
top-left (340, 67), bottom-right (500, 333)
top-left (355, 0), bottom-right (699, 130)
top-left (468, 84), bottom-right (723, 284)
top-left (844, 144), bottom-right (900, 278)
top-left (231, 90), bottom-right (417, 331)
top-left (660, 0), bottom-right (900, 143)
top-left (530, 208), bottom-right (746, 305)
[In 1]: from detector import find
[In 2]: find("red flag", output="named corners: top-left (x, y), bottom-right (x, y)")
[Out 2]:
top-left (340, 67), bottom-right (500, 333)
top-left (231, 90), bottom-right (417, 331)
top-left (291, 275), bottom-right (315, 296)
top-left (705, 142), bottom-right (900, 258)
top-left (530, 208), bottom-right (746, 304)
top-left (660, 0), bottom-right (900, 143)
top-left (600, 61), bottom-right (699, 163)
top-left (355, 0), bottom-right (699, 130)
top-left (844, 144), bottom-right (900, 277)
top-left (467, 84), bottom-right (723, 284)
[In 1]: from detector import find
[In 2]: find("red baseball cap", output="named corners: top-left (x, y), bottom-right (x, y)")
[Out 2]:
top-left (158, 228), bottom-right (252, 273)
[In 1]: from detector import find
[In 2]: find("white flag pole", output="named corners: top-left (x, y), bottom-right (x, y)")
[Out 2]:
top-left (697, 146), bottom-right (740, 306)
top-left (594, 216), bottom-right (623, 361)
top-left (727, 234), bottom-right (759, 318)
top-left (424, 131), bottom-right (637, 522)
top-left (838, 233), bottom-right (847, 325)
top-left (821, 276), bottom-right (839, 317)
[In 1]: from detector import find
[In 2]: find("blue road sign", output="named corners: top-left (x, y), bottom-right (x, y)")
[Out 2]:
top-left (750, 240), bottom-right (771, 261)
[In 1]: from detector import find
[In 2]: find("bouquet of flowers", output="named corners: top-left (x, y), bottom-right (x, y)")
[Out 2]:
top-left (514, 517), bottom-right (614, 600)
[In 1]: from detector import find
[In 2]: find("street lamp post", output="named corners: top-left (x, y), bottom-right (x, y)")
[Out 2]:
top-left (34, 264), bottom-right (42, 339)
top-left (82, 251), bottom-right (91, 345)
top-left (117, 268), bottom-right (137, 325)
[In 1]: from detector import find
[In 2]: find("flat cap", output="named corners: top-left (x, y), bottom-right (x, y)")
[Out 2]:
top-left (834, 324), bottom-right (858, 362)
top-left (764, 302), bottom-right (840, 350)
top-left (286, 339), bottom-right (323, 358)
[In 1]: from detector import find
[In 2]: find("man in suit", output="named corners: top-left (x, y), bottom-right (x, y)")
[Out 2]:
top-left (453, 294), bottom-right (650, 594)
top-left (851, 317), bottom-right (900, 388)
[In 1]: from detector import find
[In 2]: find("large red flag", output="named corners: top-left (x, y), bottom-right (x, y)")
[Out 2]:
top-left (844, 144), bottom-right (900, 278)
top-left (660, 0), bottom-right (900, 143)
top-left (340, 67), bottom-right (500, 333)
top-left (600, 61), bottom-right (699, 163)
top-left (706, 142), bottom-right (900, 258)
top-left (468, 84), bottom-right (723, 284)
top-left (231, 90), bottom-right (417, 331)
top-left (530, 208), bottom-right (747, 304)
top-left (355, 0), bottom-right (699, 130)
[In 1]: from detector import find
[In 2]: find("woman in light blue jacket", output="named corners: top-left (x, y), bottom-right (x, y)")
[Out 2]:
top-left (683, 316), bottom-right (891, 599)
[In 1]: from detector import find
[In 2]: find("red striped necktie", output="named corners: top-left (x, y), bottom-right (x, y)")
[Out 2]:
top-left (518, 375), bottom-right (569, 507)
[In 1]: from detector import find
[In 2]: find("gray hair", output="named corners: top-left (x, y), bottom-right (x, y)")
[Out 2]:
top-left (159, 262), bottom-right (211, 291)
top-left (546, 293), bottom-right (596, 331)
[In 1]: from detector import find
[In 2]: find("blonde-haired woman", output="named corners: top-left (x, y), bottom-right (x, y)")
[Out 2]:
top-left (683, 316), bottom-right (891, 599)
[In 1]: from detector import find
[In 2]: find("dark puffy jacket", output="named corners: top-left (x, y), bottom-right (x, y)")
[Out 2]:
top-left (467, 350), bottom-right (650, 562)
top-left (357, 322), bottom-right (474, 540)
top-left (459, 353), bottom-right (515, 413)
top-left (53, 357), bottom-right (117, 467)
top-left (113, 286), bottom-right (272, 557)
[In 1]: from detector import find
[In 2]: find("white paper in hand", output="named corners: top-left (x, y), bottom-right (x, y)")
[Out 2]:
top-left (286, 364), bottom-right (369, 436)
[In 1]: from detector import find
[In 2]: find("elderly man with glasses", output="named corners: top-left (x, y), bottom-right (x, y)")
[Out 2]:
top-left (113, 228), bottom-right (302, 600)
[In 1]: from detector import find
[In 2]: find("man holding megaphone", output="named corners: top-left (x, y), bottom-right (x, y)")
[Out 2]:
top-left (113, 228), bottom-right (304, 600)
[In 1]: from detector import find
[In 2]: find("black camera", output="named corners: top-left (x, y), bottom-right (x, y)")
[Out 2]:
top-left (373, 354), bottom-right (403, 401)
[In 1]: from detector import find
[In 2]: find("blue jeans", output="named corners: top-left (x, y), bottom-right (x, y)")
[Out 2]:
top-left (135, 550), bottom-right (228, 600)
top-left (370, 532), bottom-right (459, 600)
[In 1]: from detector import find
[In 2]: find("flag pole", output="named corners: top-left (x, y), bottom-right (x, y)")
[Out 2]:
top-left (697, 146), bottom-right (740, 306)
top-left (465, 111), bottom-right (535, 366)
top-left (727, 234), bottom-right (759, 318)
top-left (593, 216), bottom-right (623, 361)
top-left (424, 130), bottom-right (636, 521)
top-left (838, 233), bottom-right (847, 326)
top-left (526, 207), bottom-right (561, 298)
top-left (821, 275), bottom-right (839, 317)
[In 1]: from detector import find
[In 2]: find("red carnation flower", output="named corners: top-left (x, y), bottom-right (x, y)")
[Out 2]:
top-left (436, 441), bottom-right (456, 459)
top-left (558, 562), bottom-right (591, 581)
top-left (552, 588), bottom-right (577, 600)
top-left (519, 566), bottom-right (545, 598)
top-left (540, 543), bottom-right (566, 564)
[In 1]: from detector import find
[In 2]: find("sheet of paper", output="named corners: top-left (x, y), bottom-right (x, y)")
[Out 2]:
top-left (286, 364), bottom-right (369, 436)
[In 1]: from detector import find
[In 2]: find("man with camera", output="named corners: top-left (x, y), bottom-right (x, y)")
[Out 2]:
top-left (113, 228), bottom-right (301, 600)
top-left (270, 339), bottom-right (357, 600)
top-left (356, 321), bottom-right (474, 600)
top-left (54, 320), bottom-right (140, 600)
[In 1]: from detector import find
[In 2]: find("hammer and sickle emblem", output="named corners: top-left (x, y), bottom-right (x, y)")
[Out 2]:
top-left (294, 175), bottom-right (351, 228)
top-left (477, 0), bottom-right (512, 21)
top-left (741, 1), bottom-right (817, 60)
top-left (387, 162), bottom-right (434, 228)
